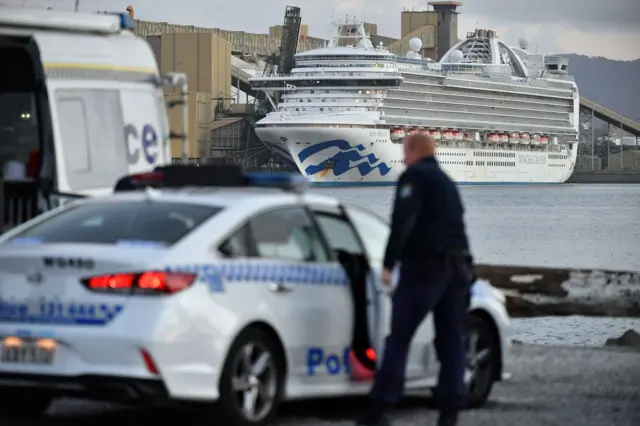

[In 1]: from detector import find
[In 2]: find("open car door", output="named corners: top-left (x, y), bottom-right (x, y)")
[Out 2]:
top-left (343, 205), bottom-right (435, 382)
top-left (339, 206), bottom-right (389, 381)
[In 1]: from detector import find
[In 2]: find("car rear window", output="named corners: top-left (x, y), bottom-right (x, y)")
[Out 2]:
top-left (10, 201), bottom-right (221, 246)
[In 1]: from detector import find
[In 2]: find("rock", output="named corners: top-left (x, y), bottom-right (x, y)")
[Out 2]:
top-left (604, 329), bottom-right (640, 348)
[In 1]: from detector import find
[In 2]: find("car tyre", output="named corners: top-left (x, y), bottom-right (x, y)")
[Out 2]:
top-left (214, 327), bottom-right (285, 426)
top-left (466, 313), bottom-right (500, 408)
top-left (0, 391), bottom-right (53, 417)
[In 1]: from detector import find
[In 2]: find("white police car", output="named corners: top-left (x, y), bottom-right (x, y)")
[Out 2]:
top-left (0, 165), bottom-right (510, 425)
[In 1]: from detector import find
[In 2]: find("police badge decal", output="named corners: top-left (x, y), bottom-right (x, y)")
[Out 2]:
top-left (399, 183), bottom-right (412, 198)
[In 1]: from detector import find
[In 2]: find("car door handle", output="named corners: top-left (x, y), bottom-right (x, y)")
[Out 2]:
top-left (268, 282), bottom-right (294, 293)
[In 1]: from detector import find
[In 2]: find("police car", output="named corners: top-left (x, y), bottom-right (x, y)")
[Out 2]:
top-left (0, 166), bottom-right (510, 426)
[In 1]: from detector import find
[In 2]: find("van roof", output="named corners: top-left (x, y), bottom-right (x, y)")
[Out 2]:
top-left (0, 7), bottom-right (134, 35)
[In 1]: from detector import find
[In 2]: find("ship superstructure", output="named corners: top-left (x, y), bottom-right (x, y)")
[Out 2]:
top-left (249, 8), bottom-right (579, 186)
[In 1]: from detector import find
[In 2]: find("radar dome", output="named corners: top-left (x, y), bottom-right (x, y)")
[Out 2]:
top-left (449, 49), bottom-right (464, 63)
top-left (358, 38), bottom-right (374, 49)
top-left (408, 37), bottom-right (422, 52)
top-left (518, 37), bottom-right (530, 50)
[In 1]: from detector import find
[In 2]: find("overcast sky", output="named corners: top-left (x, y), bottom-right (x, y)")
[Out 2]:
top-left (4, 0), bottom-right (640, 60)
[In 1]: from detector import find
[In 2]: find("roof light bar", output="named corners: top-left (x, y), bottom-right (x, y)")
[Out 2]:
top-left (113, 165), bottom-right (308, 193)
top-left (0, 8), bottom-right (122, 34)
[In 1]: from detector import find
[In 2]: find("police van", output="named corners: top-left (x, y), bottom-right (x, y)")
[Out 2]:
top-left (0, 7), bottom-right (187, 231)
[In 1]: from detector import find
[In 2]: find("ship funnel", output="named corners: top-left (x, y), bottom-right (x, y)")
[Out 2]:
top-left (126, 5), bottom-right (134, 19)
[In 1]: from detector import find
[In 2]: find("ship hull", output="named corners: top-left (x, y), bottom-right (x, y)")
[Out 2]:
top-left (255, 126), bottom-right (577, 186)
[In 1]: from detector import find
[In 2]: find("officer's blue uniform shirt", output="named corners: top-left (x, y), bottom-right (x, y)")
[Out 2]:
top-left (383, 156), bottom-right (469, 270)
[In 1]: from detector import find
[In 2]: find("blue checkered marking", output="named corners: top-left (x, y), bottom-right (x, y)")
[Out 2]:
top-left (166, 261), bottom-right (348, 293)
top-left (0, 299), bottom-right (124, 326)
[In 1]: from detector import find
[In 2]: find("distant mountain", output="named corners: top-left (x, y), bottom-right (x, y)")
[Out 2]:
top-left (559, 54), bottom-right (640, 122)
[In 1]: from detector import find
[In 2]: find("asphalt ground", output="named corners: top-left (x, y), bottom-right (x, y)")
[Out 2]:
top-left (3, 343), bottom-right (639, 426)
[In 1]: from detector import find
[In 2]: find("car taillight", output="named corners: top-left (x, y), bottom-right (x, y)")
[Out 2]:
top-left (81, 271), bottom-right (196, 294)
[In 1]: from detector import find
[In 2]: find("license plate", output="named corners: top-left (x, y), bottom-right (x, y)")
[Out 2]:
top-left (1, 339), bottom-right (55, 365)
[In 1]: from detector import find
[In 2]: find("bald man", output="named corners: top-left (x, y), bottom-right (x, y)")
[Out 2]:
top-left (356, 133), bottom-right (472, 426)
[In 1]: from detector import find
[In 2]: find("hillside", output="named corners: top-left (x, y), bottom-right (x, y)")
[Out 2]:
top-left (560, 54), bottom-right (640, 121)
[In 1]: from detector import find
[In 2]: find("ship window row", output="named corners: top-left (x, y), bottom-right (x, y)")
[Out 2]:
top-left (548, 164), bottom-right (566, 167)
top-left (439, 161), bottom-right (468, 165)
top-left (402, 82), bottom-right (574, 104)
top-left (549, 154), bottom-right (568, 160)
top-left (295, 63), bottom-right (394, 68)
top-left (402, 76), bottom-right (573, 99)
top-left (295, 72), bottom-right (399, 78)
top-left (283, 107), bottom-right (375, 112)
top-left (297, 55), bottom-right (395, 62)
top-left (290, 98), bottom-right (378, 103)
top-left (487, 161), bottom-right (516, 167)
top-left (439, 152), bottom-right (466, 157)
top-left (284, 89), bottom-right (385, 95)
top-left (474, 151), bottom-right (516, 158)
top-left (252, 79), bottom-right (400, 88)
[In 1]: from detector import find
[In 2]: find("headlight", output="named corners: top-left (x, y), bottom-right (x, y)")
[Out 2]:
top-left (489, 286), bottom-right (506, 304)
top-left (473, 280), bottom-right (506, 304)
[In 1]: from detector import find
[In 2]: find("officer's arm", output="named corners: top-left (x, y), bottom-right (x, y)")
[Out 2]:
top-left (383, 168), bottom-right (426, 270)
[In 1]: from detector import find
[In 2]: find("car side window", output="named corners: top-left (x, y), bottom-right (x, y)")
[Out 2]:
top-left (250, 207), bottom-right (328, 262)
top-left (344, 207), bottom-right (389, 261)
top-left (313, 212), bottom-right (364, 258)
top-left (219, 224), bottom-right (252, 258)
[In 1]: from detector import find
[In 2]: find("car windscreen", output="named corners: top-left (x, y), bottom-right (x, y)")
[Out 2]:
top-left (8, 200), bottom-right (221, 246)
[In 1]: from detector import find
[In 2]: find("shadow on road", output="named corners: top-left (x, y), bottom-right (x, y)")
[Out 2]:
top-left (0, 394), bottom-right (533, 426)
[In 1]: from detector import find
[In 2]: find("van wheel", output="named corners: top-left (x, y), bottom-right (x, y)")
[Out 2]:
top-left (215, 328), bottom-right (285, 426)
top-left (466, 314), bottom-right (499, 408)
top-left (0, 391), bottom-right (52, 416)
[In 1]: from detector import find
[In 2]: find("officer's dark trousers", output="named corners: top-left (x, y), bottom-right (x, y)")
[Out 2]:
top-left (369, 258), bottom-right (469, 412)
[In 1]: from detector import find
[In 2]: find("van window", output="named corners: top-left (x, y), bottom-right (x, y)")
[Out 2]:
top-left (0, 93), bottom-right (39, 180)
top-left (0, 45), bottom-right (40, 182)
top-left (9, 201), bottom-right (221, 245)
top-left (55, 89), bottom-right (128, 191)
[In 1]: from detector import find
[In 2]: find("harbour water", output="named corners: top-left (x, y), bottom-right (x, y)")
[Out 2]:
top-left (313, 184), bottom-right (640, 346)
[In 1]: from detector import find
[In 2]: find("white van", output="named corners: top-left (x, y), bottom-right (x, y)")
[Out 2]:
top-left (0, 7), bottom-right (188, 230)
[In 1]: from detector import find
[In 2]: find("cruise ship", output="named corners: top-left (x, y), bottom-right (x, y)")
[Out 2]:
top-left (249, 15), bottom-right (579, 186)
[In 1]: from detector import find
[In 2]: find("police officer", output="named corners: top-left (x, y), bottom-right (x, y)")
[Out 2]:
top-left (356, 133), bottom-right (472, 426)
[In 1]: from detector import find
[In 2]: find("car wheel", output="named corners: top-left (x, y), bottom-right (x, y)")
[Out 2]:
top-left (0, 391), bottom-right (53, 416)
top-left (466, 313), bottom-right (499, 408)
top-left (216, 327), bottom-right (285, 426)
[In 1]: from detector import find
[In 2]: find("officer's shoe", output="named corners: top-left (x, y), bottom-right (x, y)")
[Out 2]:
top-left (436, 411), bottom-right (458, 426)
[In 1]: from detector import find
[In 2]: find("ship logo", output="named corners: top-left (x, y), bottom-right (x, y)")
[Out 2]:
top-left (298, 140), bottom-right (392, 177)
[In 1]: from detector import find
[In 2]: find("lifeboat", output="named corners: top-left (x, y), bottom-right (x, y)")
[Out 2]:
top-left (452, 130), bottom-right (463, 141)
top-left (499, 133), bottom-right (509, 143)
top-left (540, 135), bottom-right (549, 144)
top-left (487, 133), bottom-right (500, 143)
top-left (531, 133), bottom-right (541, 145)
top-left (463, 132), bottom-right (472, 141)
top-left (509, 133), bottom-right (520, 144)
top-left (406, 127), bottom-right (418, 136)
top-left (390, 127), bottom-right (405, 140)
top-left (430, 129), bottom-right (442, 140)
top-left (520, 133), bottom-right (530, 145)
top-left (418, 127), bottom-right (428, 134)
